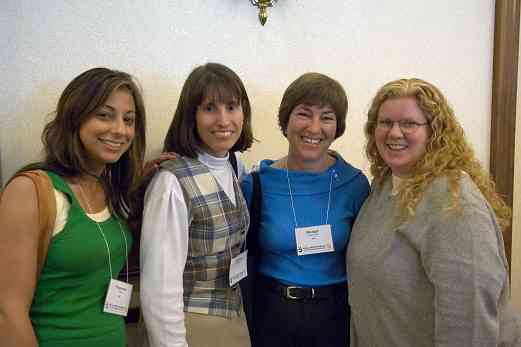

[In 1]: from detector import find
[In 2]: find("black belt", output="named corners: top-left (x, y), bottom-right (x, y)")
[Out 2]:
top-left (259, 274), bottom-right (346, 301)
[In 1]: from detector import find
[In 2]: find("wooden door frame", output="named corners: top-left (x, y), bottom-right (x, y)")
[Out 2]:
top-left (490, 0), bottom-right (520, 269)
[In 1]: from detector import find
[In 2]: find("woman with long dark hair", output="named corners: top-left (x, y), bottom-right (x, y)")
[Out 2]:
top-left (0, 67), bottom-right (147, 347)
top-left (139, 63), bottom-right (254, 347)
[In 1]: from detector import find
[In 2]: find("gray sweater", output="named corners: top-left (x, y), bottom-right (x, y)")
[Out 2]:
top-left (347, 175), bottom-right (521, 347)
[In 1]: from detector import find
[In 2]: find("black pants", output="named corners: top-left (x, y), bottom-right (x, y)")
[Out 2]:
top-left (251, 275), bottom-right (349, 347)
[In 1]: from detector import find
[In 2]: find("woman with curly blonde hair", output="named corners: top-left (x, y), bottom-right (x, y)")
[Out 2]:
top-left (347, 78), bottom-right (520, 347)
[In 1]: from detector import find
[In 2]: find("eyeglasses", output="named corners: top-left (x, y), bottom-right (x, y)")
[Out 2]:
top-left (376, 120), bottom-right (428, 134)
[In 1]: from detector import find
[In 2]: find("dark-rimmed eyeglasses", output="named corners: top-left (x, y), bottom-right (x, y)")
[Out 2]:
top-left (376, 120), bottom-right (428, 134)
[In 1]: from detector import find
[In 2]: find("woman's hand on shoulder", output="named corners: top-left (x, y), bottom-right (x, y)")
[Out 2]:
top-left (0, 176), bottom-right (40, 346)
top-left (143, 152), bottom-right (178, 176)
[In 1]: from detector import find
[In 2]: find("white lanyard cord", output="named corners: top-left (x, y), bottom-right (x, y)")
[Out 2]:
top-left (325, 169), bottom-right (333, 223)
top-left (217, 184), bottom-right (234, 261)
top-left (78, 184), bottom-right (129, 282)
top-left (285, 167), bottom-right (334, 228)
top-left (286, 167), bottom-right (299, 228)
top-left (117, 219), bottom-right (129, 283)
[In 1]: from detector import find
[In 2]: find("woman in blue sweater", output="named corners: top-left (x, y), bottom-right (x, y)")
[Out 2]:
top-left (241, 72), bottom-right (369, 347)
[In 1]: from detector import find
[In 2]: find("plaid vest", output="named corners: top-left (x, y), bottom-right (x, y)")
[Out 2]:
top-left (162, 156), bottom-right (250, 319)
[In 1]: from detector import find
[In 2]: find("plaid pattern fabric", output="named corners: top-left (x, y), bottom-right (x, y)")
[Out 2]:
top-left (162, 156), bottom-right (250, 319)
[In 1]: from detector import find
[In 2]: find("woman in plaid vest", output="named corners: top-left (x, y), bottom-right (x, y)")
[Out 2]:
top-left (139, 63), bottom-right (254, 347)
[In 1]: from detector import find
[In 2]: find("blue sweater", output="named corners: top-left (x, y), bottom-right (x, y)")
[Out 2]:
top-left (241, 154), bottom-right (369, 287)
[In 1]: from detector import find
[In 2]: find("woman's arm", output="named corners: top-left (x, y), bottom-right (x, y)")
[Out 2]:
top-left (422, 187), bottom-right (507, 346)
top-left (0, 177), bottom-right (40, 346)
top-left (143, 152), bottom-right (178, 176)
top-left (140, 170), bottom-right (190, 347)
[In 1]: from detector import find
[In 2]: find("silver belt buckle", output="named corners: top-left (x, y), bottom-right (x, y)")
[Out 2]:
top-left (285, 286), bottom-right (316, 299)
top-left (286, 286), bottom-right (299, 300)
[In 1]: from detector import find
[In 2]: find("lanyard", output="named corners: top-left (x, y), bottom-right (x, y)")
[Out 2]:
top-left (78, 184), bottom-right (129, 283)
top-left (285, 167), bottom-right (334, 228)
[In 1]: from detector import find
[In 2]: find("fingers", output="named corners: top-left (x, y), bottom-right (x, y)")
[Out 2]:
top-left (159, 152), bottom-right (177, 161)
top-left (143, 152), bottom-right (178, 176)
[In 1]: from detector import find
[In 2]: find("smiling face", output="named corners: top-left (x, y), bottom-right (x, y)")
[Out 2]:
top-left (375, 96), bottom-right (430, 177)
top-left (195, 96), bottom-right (244, 157)
top-left (79, 87), bottom-right (136, 175)
top-left (285, 103), bottom-right (337, 171)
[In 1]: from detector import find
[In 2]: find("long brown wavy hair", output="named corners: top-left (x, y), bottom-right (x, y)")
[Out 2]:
top-left (19, 67), bottom-right (146, 220)
top-left (365, 78), bottom-right (511, 230)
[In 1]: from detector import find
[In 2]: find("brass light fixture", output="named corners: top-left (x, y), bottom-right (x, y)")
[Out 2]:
top-left (250, 0), bottom-right (277, 26)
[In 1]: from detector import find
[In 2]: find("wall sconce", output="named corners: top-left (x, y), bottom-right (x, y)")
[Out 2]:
top-left (250, 0), bottom-right (277, 26)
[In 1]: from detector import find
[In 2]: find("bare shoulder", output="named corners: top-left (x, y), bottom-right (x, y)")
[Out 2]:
top-left (1, 176), bottom-right (38, 203)
top-left (0, 176), bottom-right (39, 228)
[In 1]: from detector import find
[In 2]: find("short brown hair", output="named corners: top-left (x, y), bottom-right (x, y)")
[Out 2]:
top-left (163, 63), bottom-right (253, 157)
top-left (278, 73), bottom-right (348, 138)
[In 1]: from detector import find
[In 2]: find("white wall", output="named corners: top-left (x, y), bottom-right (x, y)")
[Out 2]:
top-left (1, 1), bottom-right (494, 183)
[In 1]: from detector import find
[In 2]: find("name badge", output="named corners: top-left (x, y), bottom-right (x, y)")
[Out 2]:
top-left (295, 224), bottom-right (334, 256)
top-left (229, 250), bottom-right (248, 287)
top-left (103, 279), bottom-right (133, 316)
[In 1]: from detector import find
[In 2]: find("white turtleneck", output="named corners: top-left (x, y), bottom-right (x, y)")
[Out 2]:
top-left (140, 152), bottom-right (247, 347)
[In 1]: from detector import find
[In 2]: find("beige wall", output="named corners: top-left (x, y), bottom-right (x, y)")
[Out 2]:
top-left (2, 0), bottom-right (519, 318)
top-left (1, 1), bottom-right (494, 183)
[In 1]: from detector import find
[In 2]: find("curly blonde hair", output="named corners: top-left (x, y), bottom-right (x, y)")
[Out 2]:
top-left (365, 78), bottom-right (511, 230)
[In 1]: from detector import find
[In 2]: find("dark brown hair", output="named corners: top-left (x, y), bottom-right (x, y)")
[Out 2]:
top-left (21, 67), bottom-right (146, 219)
top-left (128, 63), bottom-right (252, 235)
top-left (278, 72), bottom-right (348, 138)
top-left (163, 62), bottom-right (253, 157)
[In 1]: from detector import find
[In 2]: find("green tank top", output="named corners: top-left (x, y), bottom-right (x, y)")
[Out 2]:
top-left (30, 172), bottom-right (133, 347)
